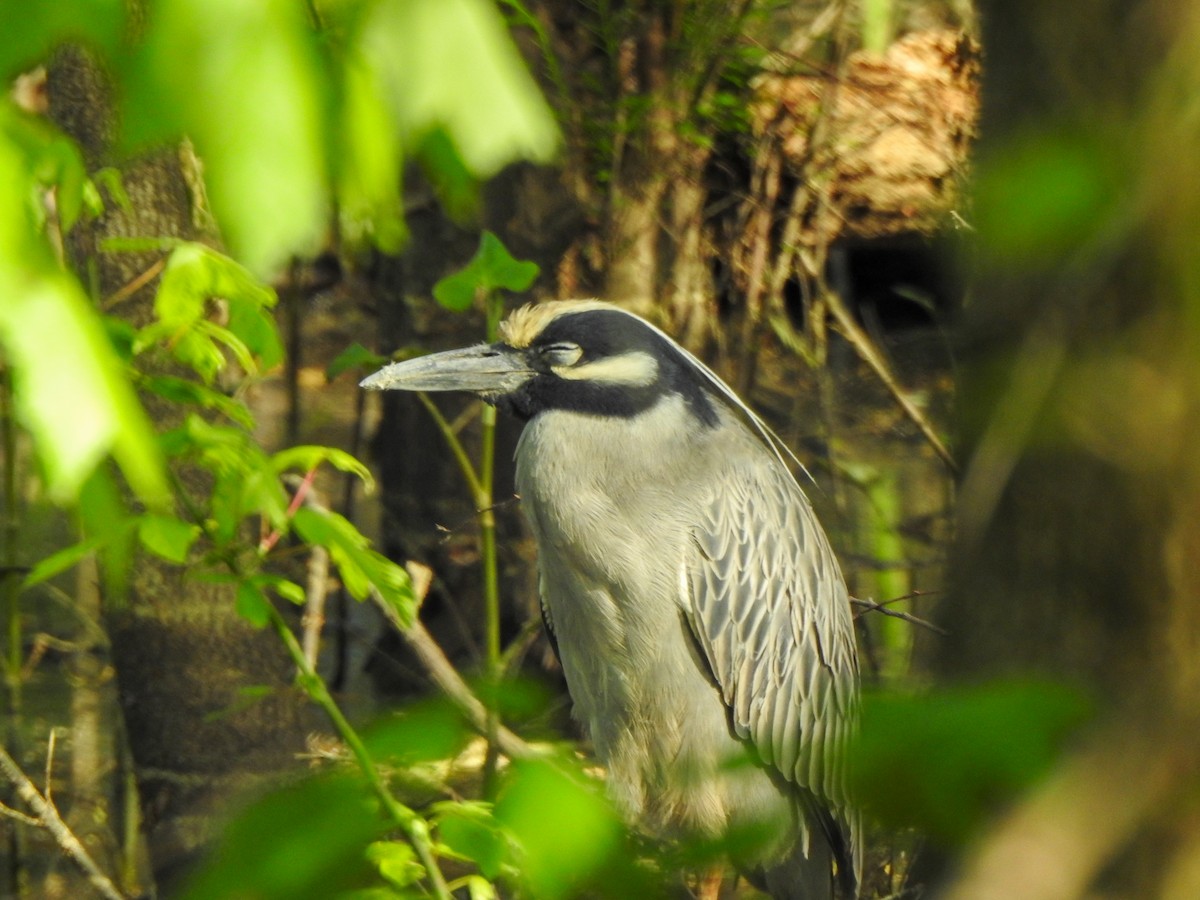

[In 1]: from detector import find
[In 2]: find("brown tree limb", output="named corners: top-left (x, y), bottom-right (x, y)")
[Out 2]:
top-left (370, 570), bottom-right (543, 764)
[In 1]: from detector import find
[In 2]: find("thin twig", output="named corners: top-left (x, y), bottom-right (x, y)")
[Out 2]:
top-left (100, 256), bottom-right (167, 311)
top-left (0, 745), bottom-right (127, 900)
top-left (825, 287), bottom-right (957, 471)
top-left (44, 728), bottom-right (57, 809)
top-left (850, 596), bottom-right (948, 635)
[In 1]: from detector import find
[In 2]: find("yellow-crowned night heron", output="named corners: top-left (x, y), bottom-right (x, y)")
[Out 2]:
top-left (362, 300), bottom-right (860, 899)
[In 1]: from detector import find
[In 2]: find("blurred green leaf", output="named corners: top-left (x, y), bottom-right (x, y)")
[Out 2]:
top-left (327, 343), bottom-right (387, 381)
top-left (335, 53), bottom-right (407, 252)
top-left (852, 679), bottom-right (1094, 845)
top-left (435, 803), bottom-right (511, 881)
top-left (235, 581), bottom-right (272, 629)
top-left (180, 774), bottom-right (386, 899)
top-left (0, 266), bottom-right (168, 504)
top-left (137, 513), bottom-right (201, 564)
top-left (364, 699), bottom-right (471, 767)
top-left (434, 231), bottom-right (539, 312)
top-left (0, 2), bottom-right (124, 79)
top-left (121, 0), bottom-right (327, 275)
top-left (362, 0), bottom-right (559, 178)
top-left (975, 128), bottom-right (1120, 265)
top-left (291, 506), bottom-right (414, 622)
top-left (417, 127), bottom-right (479, 222)
top-left (494, 759), bottom-right (624, 899)
top-left (78, 466), bottom-right (138, 602)
top-left (22, 536), bottom-right (108, 590)
top-left (141, 374), bottom-right (255, 429)
top-left (0, 111), bottom-right (168, 507)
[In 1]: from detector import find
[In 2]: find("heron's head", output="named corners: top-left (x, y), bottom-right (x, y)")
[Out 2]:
top-left (360, 300), bottom-right (721, 424)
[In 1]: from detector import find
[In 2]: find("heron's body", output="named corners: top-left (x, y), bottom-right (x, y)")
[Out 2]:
top-left (363, 300), bottom-right (861, 899)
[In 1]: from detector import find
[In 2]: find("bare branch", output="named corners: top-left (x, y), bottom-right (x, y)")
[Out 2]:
top-left (825, 286), bottom-right (957, 472)
top-left (371, 567), bottom-right (544, 763)
top-left (851, 596), bottom-right (948, 635)
top-left (0, 744), bottom-right (127, 900)
top-left (302, 543), bottom-right (330, 670)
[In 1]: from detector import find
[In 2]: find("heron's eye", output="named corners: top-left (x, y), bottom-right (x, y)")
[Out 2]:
top-left (539, 342), bottom-right (583, 367)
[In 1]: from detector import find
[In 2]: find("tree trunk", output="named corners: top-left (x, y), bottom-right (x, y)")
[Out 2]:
top-left (47, 47), bottom-right (315, 892)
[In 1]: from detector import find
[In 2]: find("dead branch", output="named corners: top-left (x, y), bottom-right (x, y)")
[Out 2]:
top-left (370, 567), bottom-right (543, 763)
top-left (0, 743), bottom-right (127, 900)
top-left (825, 285), bottom-right (957, 471)
top-left (850, 595), bottom-right (948, 635)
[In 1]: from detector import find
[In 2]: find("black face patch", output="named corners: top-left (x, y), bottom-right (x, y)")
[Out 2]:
top-left (495, 309), bottom-right (719, 424)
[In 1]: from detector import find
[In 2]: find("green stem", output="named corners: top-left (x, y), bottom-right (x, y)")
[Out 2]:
top-left (416, 394), bottom-right (484, 498)
top-left (268, 607), bottom-right (452, 900)
top-left (180, 477), bottom-right (450, 900)
top-left (480, 295), bottom-right (503, 795)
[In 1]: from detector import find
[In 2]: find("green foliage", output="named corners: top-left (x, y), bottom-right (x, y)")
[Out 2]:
top-left (122, 0), bottom-right (328, 275)
top-left (327, 343), bottom-right (388, 381)
top-left (494, 758), bottom-right (626, 899)
top-left (0, 3), bottom-right (124, 77)
top-left (135, 243), bottom-right (282, 381)
top-left (0, 107), bottom-right (168, 506)
top-left (292, 505), bottom-right (415, 624)
top-left (0, 4), bottom-right (579, 898)
top-left (360, 0), bottom-right (560, 179)
top-left (180, 775), bottom-right (388, 900)
top-left (853, 679), bottom-right (1094, 845)
top-left (136, 513), bottom-right (201, 564)
top-left (364, 698), bottom-right (473, 767)
top-left (433, 230), bottom-right (541, 312)
top-left (974, 127), bottom-right (1123, 266)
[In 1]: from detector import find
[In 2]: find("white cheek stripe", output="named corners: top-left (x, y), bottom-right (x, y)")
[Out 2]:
top-left (553, 351), bottom-right (659, 387)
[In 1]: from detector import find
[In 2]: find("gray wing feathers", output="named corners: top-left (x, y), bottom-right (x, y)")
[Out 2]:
top-left (685, 461), bottom-right (861, 885)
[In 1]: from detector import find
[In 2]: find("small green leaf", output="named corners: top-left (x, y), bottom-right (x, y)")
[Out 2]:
top-left (137, 514), bottom-right (201, 564)
top-left (434, 231), bottom-right (539, 312)
top-left (365, 841), bottom-right (424, 889)
top-left (22, 536), bottom-right (108, 590)
top-left (255, 574), bottom-right (307, 606)
top-left (291, 506), bottom-right (415, 623)
top-left (327, 343), bottom-right (387, 381)
top-left (235, 581), bottom-right (272, 629)
top-left (271, 445), bottom-right (375, 493)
